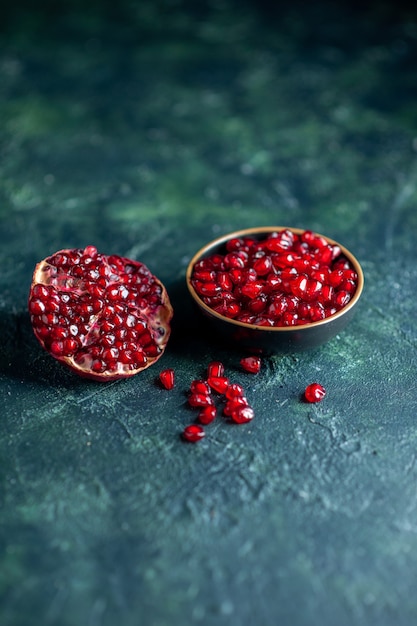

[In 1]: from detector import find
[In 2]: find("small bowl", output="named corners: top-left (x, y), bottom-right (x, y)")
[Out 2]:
top-left (186, 226), bottom-right (364, 353)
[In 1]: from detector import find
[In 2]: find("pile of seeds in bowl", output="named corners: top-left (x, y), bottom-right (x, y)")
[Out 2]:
top-left (190, 229), bottom-right (358, 327)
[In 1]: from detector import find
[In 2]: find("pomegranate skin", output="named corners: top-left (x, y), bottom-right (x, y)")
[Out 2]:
top-left (28, 246), bottom-right (173, 381)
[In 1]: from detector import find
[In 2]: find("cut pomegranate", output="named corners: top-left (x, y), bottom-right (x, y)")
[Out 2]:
top-left (182, 424), bottom-right (205, 442)
top-left (240, 356), bottom-right (261, 374)
top-left (159, 368), bottom-right (175, 390)
top-left (190, 229), bottom-right (359, 327)
top-left (304, 383), bottom-right (326, 403)
top-left (28, 246), bottom-right (173, 381)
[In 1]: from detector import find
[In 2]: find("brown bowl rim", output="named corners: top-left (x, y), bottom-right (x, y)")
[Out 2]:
top-left (185, 226), bottom-right (364, 333)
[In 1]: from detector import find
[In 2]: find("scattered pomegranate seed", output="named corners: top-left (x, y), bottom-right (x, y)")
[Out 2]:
top-left (188, 393), bottom-right (214, 408)
top-left (159, 368), bottom-right (175, 390)
top-left (304, 383), bottom-right (326, 403)
top-left (240, 356), bottom-right (261, 374)
top-left (230, 405), bottom-right (254, 424)
top-left (207, 361), bottom-right (225, 378)
top-left (190, 379), bottom-right (211, 395)
top-left (223, 396), bottom-right (249, 416)
top-left (225, 383), bottom-right (245, 400)
top-left (207, 376), bottom-right (230, 394)
top-left (198, 405), bottom-right (217, 425)
top-left (190, 229), bottom-right (358, 327)
top-left (182, 424), bottom-right (206, 442)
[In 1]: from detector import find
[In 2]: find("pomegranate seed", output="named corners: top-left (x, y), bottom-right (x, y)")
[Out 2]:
top-left (207, 361), bottom-right (225, 378)
top-left (253, 255), bottom-right (272, 275)
top-left (207, 376), bottom-right (230, 394)
top-left (190, 379), bottom-right (211, 395)
top-left (223, 301), bottom-right (241, 318)
top-left (223, 396), bottom-right (249, 416)
top-left (248, 294), bottom-right (267, 314)
top-left (333, 291), bottom-right (351, 309)
top-left (198, 405), bottom-right (217, 425)
top-left (224, 252), bottom-right (247, 269)
top-left (240, 281), bottom-right (264, 299)
top-left (226, 237), bottom-right (246, 252)
top-left (240, 356), bottom-right (261, 374)
top-left (159, 368), bottom-right (175, 390)
top-left (217, 272), bottom-right (233, 291)
top-left (188, 393), bottom-right (214, 408)
top-left (231, 405), bottom-right (254, 424)
top-left (196, 282), bottom-right (222, 297)
top-left (304, 383), bottom-right (326, 403)
top-left (182, 424), bottom-right (205, 443)
top-left (192, 269), bottom-right (216, 282)
top-left (225, 383), bottom-right (245, 399)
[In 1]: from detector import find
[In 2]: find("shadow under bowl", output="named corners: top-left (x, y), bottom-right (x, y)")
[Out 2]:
top-left (185, 226), bottom-right (364, 354)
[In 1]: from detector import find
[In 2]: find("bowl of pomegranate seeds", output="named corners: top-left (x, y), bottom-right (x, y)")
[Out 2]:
top-left (186, 227), bottom-right (364, 353)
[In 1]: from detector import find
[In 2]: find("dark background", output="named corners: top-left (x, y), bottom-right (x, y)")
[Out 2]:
top-left (1, 1), bottom-right (417, 625)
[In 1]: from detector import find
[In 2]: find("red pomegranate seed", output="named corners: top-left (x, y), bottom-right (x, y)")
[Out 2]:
top-left (253, 255), bottom-right (272, 275)
top-left (188, 393), bottom-right (214, 408)
top-left (304, 383), bottom-right (326, 403)
top-left (182, 424), bottom-right (205, 442)
top-left (247, 294), bottom-right (267, 314)
top-left (217, 272), bottom-right (233, 291)
top-left (198, 405), bottom-right (217, 425)
top-left (223, 396), bottom-right (249, 416)
top-left (190, 379), bottom-right (211, 395)
top-left (225, 383), bottom-right (245, 400)
top-left (159, 368), bottom-right (175, 390)
top-left (207, 376), bottom-right (230, 394)
top-left (333, 291), bottom-right (351, 309)
top-left (240, 280), bottom-right (264, 299)
top-left (223, 302), bottom-right (241, 318)
top-left (193, 269), bottom-right (216, 282)
top-left (240, 356), bottom-right (261, 374)
top-left (207, 361), bottom-right (225, 378)
top-left (231, 405), bottom-right (254, 424)
top-left (194, 281), bottom-right (221, 297)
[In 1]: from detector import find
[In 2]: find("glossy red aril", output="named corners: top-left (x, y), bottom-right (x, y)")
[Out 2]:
top-left (159, 368), bottom-right (175, 390)
top-left (182, 424), bottom-right (205, 442)
top-left (188, 393), bottom-right (214, 408)
top-left (28, 246), bottom-right (173, 381)
top-left (190, 229), bottom-right (358, 327)
top-left (198, 405), bottom-right (217, 425)
top-left (190, 379), bottom-right (211, 395)
top-left (304, 383), bottom-right (326, 403)
top-left (207, 376), bottom-right (230, 394)
top-left (225, 383), bottom-right (245, 399)
top-left (207, 361), bottom-right (225, 378)
top-left (223, 396), bottom-right (249, 416)
top-left (231, 405), bottom-right (254, 424)
top-left (240, 356), bottom-right (261, 374)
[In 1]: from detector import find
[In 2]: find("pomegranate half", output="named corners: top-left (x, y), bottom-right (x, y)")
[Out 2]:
top-left (28, 245), bottom-right (173, 381)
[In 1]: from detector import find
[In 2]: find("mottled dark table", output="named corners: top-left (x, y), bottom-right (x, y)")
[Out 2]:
top-left (1, 1), bottom-right (417, 625)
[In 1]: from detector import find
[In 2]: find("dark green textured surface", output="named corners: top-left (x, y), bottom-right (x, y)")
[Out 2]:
top-left (1, 1), bottom-right (417, 625)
